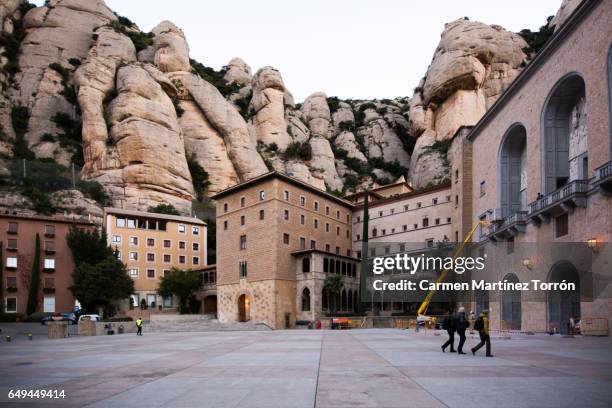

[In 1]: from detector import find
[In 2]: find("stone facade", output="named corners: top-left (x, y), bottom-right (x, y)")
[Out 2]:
top-left (351, 183), bottom-right (453, 258)
top-left (212, 172), bottom-right (355, 329)
top-left (450, 0), bottom-right (612, 334)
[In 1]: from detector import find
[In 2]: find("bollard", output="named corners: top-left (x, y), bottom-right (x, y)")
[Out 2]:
top-left (5, 335), bottom-right (11, 342)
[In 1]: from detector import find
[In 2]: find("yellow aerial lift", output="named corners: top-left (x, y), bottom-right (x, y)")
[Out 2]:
top-left (417, 220), bottom-right (492, 323)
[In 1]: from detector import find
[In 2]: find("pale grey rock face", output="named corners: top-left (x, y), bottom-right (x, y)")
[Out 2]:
top-left (11, 0), bottom-right (116, 163)
top-left (549, 0), bottom-right (582, 31)
top-left (409, 130), bottom-right (449, 189)
top-left (357, 115), bottom-right (411, 167)
top-left (90, 64), bottom-right (194, 214)
top-left (285, 160), bottom-right (316, 186)
top-left (49, 189), bottom-right (102, 217)
top-left (224, 57), bottom-right (252, 86)
top-left (0, 0), bottom-right (22, 29)
top-left (75, 26), bottom-right (137, 174)
top-left (151, 20), bottom-right (190, 73)
top-left (286, 109), bottom-right (310, 143)
top-left (178, 99), bottom-right (239, 194)
top-left (301, 92), bottom-right (332, 139)
top-left (16, 0), bottom-right (115, 104)
top-left (332, 104), bottom-right (354, 128)
top-left (309, 136), bottom-right (343, 191)
top-left (334, 131), bottom-right (367, 162)
top-left (407, 18), bottom-right (528, 187)
top-left (249, 67), bottom-right (291, 149)
top-left (169, 71), bottom-right (268, 181)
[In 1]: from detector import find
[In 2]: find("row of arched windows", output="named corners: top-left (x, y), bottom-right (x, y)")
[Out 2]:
top-left (321, 288), bottom-right (358, 312)
top-left (323, 257), bottom-right (357, 277)
top-left (498, 71), bottom-right (593, 220)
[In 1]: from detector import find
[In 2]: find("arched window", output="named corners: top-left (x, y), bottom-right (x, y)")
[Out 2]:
top-left (330, 259), bottom-right (335, 273)
top-left (347, 290), bottom-right (353, 310)
top-left (499, 124), bottom-right (527, 217)
top-left (322, 289), bottom-right (328, 310)
top-left (542, 74), bottom-right (587, 193)
top-left (323, 258), bottom-right (329, 273)
top-left (301, 288), bottom-right (311, 311)
top-left (341, 261), bottom-right (346, 275)
top-left (335, 260), bottom-right (341, 274)
top-left (341, 290), bottom-right (347, 311)
top-left (352, 264), bottom-right (357, 277)
top-left (302, 257), bottom-right (310, 273)
top-left (501, 273), bottom-right (521, 330)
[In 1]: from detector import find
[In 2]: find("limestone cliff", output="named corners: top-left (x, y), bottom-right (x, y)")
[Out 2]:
top-left (0, 0), bottom-right (561, 215)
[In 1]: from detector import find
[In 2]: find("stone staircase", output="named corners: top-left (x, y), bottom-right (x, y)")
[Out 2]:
top-left (145, 314), bottom-right (271, 332)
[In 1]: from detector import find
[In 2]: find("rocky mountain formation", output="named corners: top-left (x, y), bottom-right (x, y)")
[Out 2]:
top-left (0, 0), bottom-right (575, 215)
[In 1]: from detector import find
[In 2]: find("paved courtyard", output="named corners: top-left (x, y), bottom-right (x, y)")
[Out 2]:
top-left (0, 328), bottom-right (611, 407)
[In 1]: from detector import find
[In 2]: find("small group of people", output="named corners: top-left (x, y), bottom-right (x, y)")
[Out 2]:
top-left (441, 307), bottom-right (493, 357)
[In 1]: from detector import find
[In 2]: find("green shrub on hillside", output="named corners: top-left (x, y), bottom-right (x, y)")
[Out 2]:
top-left (283, 141), bottom-right (312, 161)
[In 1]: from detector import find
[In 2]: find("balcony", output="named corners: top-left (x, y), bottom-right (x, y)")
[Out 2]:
top-left (528, 179), bottom-right (589, 224)
top-left (592, 161), bottom-right (612, 195)
top-left (487, 211), bottom-right (528, 241)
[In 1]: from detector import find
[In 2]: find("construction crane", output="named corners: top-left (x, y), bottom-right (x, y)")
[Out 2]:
top-left (417, 220), bottom-right (492, 319)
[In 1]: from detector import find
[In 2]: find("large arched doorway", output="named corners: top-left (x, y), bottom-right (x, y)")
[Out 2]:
top-left (547, 261), bottom-right (580, 334)
top-left (541, 74), bottom-right (587, 193)
top-left (499, 124), bottom-right (527, 217)
top-left (238, 294), bottom-right (250, 322)
top-left (501, 273), bottom-right (521, 330)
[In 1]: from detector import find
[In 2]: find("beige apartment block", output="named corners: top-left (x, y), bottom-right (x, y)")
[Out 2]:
top-left (351, 183), bottom-right (453, 258)
top-left (212, 172), bottom-right (355, 329)
top-left (449, 0), bottom-right (612, 334)
top-left (104, 208), bottom-right (207, 311)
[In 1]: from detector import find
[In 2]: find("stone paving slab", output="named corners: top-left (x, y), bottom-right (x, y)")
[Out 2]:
top-left (0, 329), bottom-right (611, 407)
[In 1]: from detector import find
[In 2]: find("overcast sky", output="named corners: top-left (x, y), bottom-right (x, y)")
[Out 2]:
top-left (33, 0), bottom-right (561, 102)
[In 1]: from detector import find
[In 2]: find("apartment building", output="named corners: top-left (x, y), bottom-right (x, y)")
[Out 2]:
top-left (0, 209), bottom-right (97, 315)
top-left (212, 171), bottom-right (357, 329)
top-left (449, 0), bottom-right (612, 333)
top-left (104, 208), bottom-right (207, 310)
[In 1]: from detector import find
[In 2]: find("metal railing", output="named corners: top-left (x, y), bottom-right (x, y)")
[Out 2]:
top-left (488, 211), bottom-right (528, 235)
top-left (528, 179), bottom-right (589, 214)
top-left (596, 161), bottom-right (612, 180)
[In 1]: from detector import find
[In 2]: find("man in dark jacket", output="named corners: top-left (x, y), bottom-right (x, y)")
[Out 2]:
top-left (441, 308), bottom-right (456, 353)
top-left (471, 310), bottom-right (493, 357)
top-left (455, 306), bottom-right (469, 354)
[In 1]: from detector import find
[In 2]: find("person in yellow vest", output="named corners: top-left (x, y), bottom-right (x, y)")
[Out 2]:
top-left (471, 310), bottom-right (493, 357)
top-left (136, 317), bottom-right (143, 336)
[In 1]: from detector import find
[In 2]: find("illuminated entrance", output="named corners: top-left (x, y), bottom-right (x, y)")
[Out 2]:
top-left (238, 294), bottom-right (250, 322)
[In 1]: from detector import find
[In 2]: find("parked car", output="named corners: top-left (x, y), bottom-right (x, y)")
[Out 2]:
top-left (78, 314), bottom-right (101, 323)
top-left (41, 313), bottom-right (77, 325)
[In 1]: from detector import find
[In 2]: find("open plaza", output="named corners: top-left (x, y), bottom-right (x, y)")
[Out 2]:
top-left (0, 327), bottom-right (611, 407)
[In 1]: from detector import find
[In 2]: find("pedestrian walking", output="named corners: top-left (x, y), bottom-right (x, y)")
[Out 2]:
top-left (455, 307), bottom-right (469, 354)
top-left (471, 310), bottom-right (493, 357)
top-left (136, 317), bottom-right (143, 336)
top-left (441, 308), bottom-right (456, 353)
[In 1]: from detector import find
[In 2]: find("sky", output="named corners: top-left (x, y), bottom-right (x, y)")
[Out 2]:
top-left (32, 0), bottom-right (562, 102)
